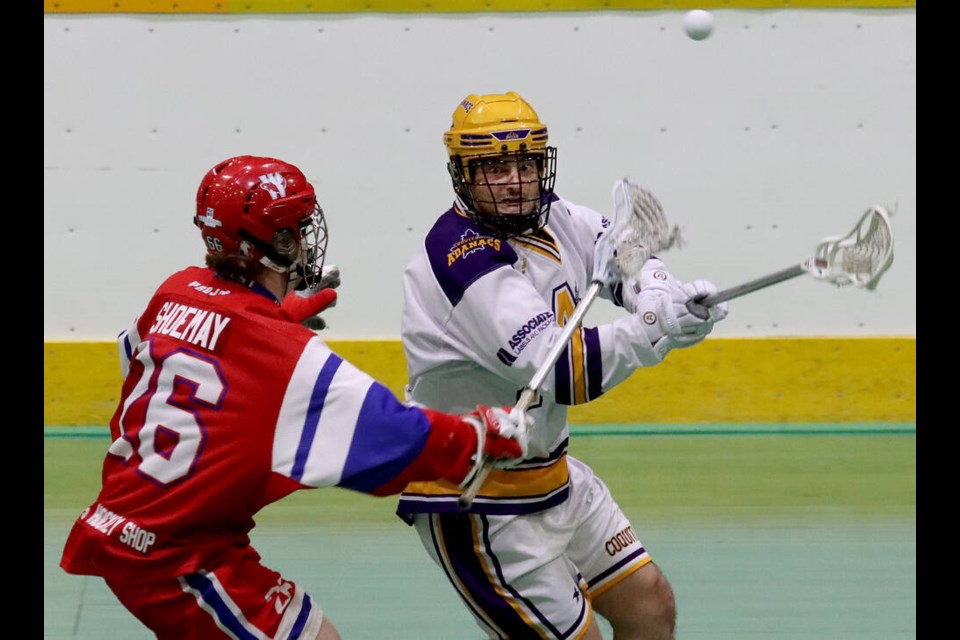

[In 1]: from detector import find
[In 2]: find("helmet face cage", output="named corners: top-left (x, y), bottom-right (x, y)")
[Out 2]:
top-left (247, 201), bottom-right (327, 291)
top-left (449, 147), bottom-right (557, 237)
top-left (443, 92), bottom-right (557, 238)
top-left (294, 202), bottom-right (328, 290)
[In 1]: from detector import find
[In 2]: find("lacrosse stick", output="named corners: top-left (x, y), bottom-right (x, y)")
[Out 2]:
top-left (685, 205), bottom-right (894, 319)
top-left (458, 178), bottom-right (683, 509)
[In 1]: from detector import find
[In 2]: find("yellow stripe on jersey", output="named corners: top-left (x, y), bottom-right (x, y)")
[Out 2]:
top-left (511, 228), bottom-right (561, 263)
top-left (405, 454), bottom-right (569, 499)
top-left (571, 326), bottom-right (587, 404)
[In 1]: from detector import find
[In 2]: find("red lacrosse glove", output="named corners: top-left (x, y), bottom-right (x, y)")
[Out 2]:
top-left (456, 404), bottom-right (530, 488)
top-left (280, 288), bottom-right (337, 329)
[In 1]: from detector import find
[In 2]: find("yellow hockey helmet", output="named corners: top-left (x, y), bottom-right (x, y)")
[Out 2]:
top-left (444, 92), bottom-right (557, 236)
top-left (445, 92), bottom-right (551, 160)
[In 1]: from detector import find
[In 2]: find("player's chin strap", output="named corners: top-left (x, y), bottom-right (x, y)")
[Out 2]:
top-left (256, 257), bottom-right (302, 300)
top-left (262, 226), bottom-right (336, 300)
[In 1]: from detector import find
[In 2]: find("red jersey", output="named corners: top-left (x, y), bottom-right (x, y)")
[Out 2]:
top-left (61, 266), bottom-right (437, 584)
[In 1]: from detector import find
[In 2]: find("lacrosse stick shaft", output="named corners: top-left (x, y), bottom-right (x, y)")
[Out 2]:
top-left (686, 264), bottom-right (805, 318)
top-left (703, 264), bottom-right (805, 306)
top-left (457, 281), bottom-right (604, 509)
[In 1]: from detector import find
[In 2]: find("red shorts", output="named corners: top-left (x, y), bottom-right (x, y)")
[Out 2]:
top-left (106, 547), bottom-right (324, 640)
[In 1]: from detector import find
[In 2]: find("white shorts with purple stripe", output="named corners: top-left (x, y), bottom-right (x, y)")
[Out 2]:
top-left (410, 456), bottom-right (651, 639)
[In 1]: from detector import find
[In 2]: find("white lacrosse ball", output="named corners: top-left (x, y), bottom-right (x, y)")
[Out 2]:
top-left (682, 10), bottom-right (714, 41)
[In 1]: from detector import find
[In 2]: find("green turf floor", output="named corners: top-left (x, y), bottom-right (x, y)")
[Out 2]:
top-left (44, 426), bottom-right (916, 639)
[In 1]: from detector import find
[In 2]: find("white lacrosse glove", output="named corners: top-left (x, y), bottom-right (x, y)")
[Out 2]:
top-left (633, 279), bottom-right (727, 360)
top-left (317, 264), bottom-right (341, 290)
top-left (458, 405), bottom-right (531, 489)
top-left (620, 257), bottom-right (681, 313)
top-left (679, 279), bottom-right (728, 327)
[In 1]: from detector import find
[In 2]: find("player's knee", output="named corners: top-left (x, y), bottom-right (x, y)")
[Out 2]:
top-left (649, 568), bottom-right (677, 631)
top-left (595, 563), bottom-right (676, 637)
top-left (315, 615), bottom-right (342, 640)
top-left (629, 565), bottom-right (675, 630)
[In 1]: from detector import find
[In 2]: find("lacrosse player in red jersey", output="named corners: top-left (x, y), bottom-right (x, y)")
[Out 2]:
top-left (397, 93), bottom-right (729, 639)
top-left (59, 155), bottom-right (530, 640)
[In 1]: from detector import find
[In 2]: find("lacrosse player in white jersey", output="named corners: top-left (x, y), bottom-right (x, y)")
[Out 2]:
top-left (396, 92), bottom-right (729, 639)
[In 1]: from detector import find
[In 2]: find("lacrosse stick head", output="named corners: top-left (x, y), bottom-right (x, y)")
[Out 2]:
top-left (803, 205), bottom-right (894, 290)
top-left (594, 178), bottom-right (684, 284)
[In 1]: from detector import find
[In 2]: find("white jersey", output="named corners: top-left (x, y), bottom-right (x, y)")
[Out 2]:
top-left (397, 195), bottom-right (666, 517)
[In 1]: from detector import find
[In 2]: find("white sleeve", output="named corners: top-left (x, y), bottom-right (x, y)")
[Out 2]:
top-left (272, 336), bottom-right (441, 492)
top-left (117, 318), bottom-right (142, 381)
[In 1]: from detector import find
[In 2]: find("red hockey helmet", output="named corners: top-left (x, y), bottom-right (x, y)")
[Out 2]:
top-left (194, 156), bottom-right (328, 289)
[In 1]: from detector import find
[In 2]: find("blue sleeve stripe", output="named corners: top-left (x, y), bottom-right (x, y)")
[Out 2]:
top-left (291, 354), bottom-right (343, 481)
top-left (554, 341), bottom-right (572, 405)
top-left (584, 327), bottom-right (604, 401)
top-left (338, 382), bottom-right (431, 493)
